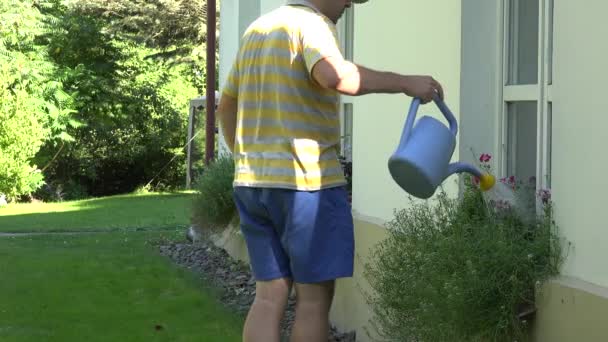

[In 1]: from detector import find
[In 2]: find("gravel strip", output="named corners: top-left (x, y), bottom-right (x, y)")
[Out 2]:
top-left (158, 238), bottom-right (356, 342)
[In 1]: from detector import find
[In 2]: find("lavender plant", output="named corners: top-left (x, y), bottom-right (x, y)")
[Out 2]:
top-left (364, 153), bottom-right (565, 342)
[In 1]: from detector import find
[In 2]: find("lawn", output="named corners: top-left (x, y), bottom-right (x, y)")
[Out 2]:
top-left (0, 192), bottom-right (196, 233)
top-left (0, 230), bottom-right (243, 342)
top-left (0, 191), bottom-right (244, 341)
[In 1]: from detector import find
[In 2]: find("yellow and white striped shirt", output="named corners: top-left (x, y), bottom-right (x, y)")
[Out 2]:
top-left (222, 2), bottom-right (347, 191)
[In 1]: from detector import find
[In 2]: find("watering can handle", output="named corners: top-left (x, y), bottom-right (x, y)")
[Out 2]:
top-left (398, 97), bottom-right (421, 148)
top-left (432, 93), bottom-right (458, 136)
top-left (399, 94), bottom-right (459, 147)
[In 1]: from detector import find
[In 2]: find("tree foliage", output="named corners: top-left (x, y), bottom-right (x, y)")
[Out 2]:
top-left (1, 0), bottom-right (207, 201)
top-left (0, 0), bottom-right (78, 199)
top-left (72, 0), bottom-right (210, 49)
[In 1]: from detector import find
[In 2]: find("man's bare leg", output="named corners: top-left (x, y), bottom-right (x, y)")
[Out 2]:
top-left (290, 280), bottom-right (335, 342)
top-left (243, 277), bottom-right (292, 342)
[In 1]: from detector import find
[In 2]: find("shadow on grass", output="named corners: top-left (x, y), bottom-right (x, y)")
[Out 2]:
top-left (0, 192), bottom-right (196, 233)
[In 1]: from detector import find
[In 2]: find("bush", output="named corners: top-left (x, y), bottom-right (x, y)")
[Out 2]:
top-left (364, 155), bottom-right (565, 342)
top-left (191, 156), bottom-right (236, 234)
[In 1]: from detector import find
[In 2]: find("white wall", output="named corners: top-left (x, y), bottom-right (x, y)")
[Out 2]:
top-left (259, 0), bottom-right (283, 16)
top-left (551, 0), bottom-right (608, 288)
top-left (218, 0), bottom-right (261, 90)
top-left (351, 0), bottom-right (462, 222)
top-left (218, 0), bottom-right (239, 90)
top-left (218, 0), bottom-right (260, 155)
top-left (218, 0), bottom-right (239, 155)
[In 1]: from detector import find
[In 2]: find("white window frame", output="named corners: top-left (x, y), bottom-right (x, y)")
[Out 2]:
top-left (337, 7), bottom-right (355, 162)
top-left (496, 0), bottom-right (554, 194)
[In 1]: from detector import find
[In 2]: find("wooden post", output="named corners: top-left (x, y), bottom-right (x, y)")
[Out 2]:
top-left (205, 0), bottom-right (217, 165)
top-left (186, 104), bottom-right (196, 189)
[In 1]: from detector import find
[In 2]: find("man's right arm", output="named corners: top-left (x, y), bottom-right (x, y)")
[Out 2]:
top-left (311, 56), bottom-right (444, 103)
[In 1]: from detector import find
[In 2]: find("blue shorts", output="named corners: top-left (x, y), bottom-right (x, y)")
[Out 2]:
top-left (233, 186), bottom-right (354, 284)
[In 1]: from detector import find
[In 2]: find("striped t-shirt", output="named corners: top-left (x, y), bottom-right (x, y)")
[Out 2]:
top-left (222, 2), bottom-right (347, 191)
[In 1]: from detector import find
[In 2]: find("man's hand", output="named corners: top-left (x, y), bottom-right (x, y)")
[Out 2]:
top-left (401, 75), bottom-right (443, 104)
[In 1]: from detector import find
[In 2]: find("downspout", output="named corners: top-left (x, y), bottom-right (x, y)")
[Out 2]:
top-left (205, 0), bottom-right (217, 165)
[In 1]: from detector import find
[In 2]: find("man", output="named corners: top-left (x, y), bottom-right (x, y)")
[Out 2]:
top-left (217, 0), bottom-right (443, 341)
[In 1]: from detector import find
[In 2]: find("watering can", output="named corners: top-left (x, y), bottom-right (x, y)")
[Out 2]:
top-left (388, 95), bottom-right (495, 199)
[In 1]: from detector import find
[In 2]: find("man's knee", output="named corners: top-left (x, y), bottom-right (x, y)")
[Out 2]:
top-left (294, 280), bottom-right (335, 311)
top-left (254, 277), bottom-right (292, 308)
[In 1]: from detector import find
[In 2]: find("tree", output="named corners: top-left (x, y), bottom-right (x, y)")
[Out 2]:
top-left (35, 0), bottom-right (200, 198)
top-left (0, 0), bottom-right (207, 201)
top-left (0, 0), bottom-right (78, 200)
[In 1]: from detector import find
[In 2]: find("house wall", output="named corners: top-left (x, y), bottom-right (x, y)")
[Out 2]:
top-left (259, 0), bottom-right (283, 16)
top-left (330, 1), bottom-right (462, 340)
top-left (218, 0), bottom-right (260, 91)
top-left (534, 1), bottom-right (608, 340)
top-left (551, 0), bottom-right (608, 291)
top-left (216, 0), bottom-right (608, 340)
top-left (460, 0), bottom-right (608, 341)
top-left (349, 0), bottom-right (463, 224)
top-left (218, 0), bottom-right (260, 154)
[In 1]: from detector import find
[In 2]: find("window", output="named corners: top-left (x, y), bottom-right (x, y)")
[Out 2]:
top-left (337, 7), bottom-right (354, 198)
top-left (501, 0), bottom-right (553, 193)
top-left (338, 6), bottom-right (354, 163)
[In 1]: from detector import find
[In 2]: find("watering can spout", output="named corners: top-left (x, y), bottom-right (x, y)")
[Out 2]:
top-left (446, 162), bottom-right (479, 177)
top-left (447, 162), bottom-right (496, 191)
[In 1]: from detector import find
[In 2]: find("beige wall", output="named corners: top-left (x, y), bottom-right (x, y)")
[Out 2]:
top-left (330, 219), bottom-right (388, 342)
top-left (551, 0), bottom-right (608, 289)
top-left (351, 0), bottom-right (462, 222)
top-left (533, 277), bottom-right (608, 342)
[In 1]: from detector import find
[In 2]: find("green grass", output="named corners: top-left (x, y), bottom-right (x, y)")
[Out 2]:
top-left (0, 192), bottom-right (196, 233)
top-left (0, 230), bottom-right (243, 342)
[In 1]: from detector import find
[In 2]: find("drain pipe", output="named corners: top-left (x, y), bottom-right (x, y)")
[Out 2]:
top-left (205, 0), bottom-right (217, 165)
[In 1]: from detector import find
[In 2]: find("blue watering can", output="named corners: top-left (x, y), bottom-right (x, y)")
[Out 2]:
top-left (388, 95), bottom-right (495, 199)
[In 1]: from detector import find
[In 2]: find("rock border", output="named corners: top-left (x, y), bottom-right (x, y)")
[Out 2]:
top-left (158, 237), bottom-right (356, 342)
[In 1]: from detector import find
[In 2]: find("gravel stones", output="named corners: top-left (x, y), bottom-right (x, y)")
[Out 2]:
top-left (158, 239), bottom-right (356, 342)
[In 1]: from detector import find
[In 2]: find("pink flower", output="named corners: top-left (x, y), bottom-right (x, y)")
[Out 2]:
top-left (507, 176), bottom-right (517, 190)
top-left (490, 199), bottom-right (512, 211)
top-left (472, 176), bottom-right (480, 185)
top-left (479, 153), bottom-right (492, 163)
top-left (538, 189), bottom-right (551, 204)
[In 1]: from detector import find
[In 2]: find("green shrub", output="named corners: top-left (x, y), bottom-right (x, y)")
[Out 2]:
top-left (191, 156), bottom-right (237, 234)
top-left (0, 0), bottom-right (78, 200)
top-left (364, 156), bottom-right (564, 342)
